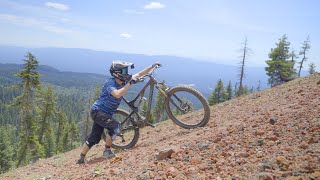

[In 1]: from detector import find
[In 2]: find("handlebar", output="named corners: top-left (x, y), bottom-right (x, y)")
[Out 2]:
top-left (132, 64), bottom-right (162, 84)
top-left (149, 64), bottom-right (162, 74)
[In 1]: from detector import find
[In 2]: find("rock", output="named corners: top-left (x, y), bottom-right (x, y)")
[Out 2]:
top-left (258, 160), bottom-right (273, 172)
top-left (276, 156), bottom-right (289, 171)
top-left (238, 152), bottom-right (250, 158)
top-left (213, 136), bottom-right (222, 143)
top-left (292, 171), bottom-right (303, 176)
top-left (258, 172), bottom-right (275, 180)
top-left (156, 149), bottom-right (174, 160)
top-left (269, 118), bottom-right (277, 125)
top-left (109, 168), bottom-right (121, 175)
top-left (310, 171), bottom-right (320, 179)
top-left (308, 136), bottom-right (319, 144)
top-left (256, 139), bottom-right (264, 146)
top-left (166, 167), bottom-right (176, 177)
top-left (198, 143), bottom-right (209, 150)
top-left (284, 146), bottom-right (293, 151)
top-left (190, 157), bottom-right (201, 165)
top-left (298, 141), bottom-right (308, 149)
top-left (287, 176), bottom-right (304, 180)
top-left (301, 162), bottom-right (317, 173)
top-left (256, 130), bottom-right (265, 135)
top-left (266, 135), bottom-right (278, 141)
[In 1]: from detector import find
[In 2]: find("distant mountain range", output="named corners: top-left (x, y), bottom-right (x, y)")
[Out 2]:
top-left (0, 45), bottom-right (270, 95)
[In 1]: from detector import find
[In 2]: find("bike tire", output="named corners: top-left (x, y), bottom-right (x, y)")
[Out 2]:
top-left (111, 109), bottom-right (140, 149)
top-left (165, 86), bottom-right (210, 129)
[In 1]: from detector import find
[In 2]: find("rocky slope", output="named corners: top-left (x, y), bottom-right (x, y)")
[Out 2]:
top-left (2, 73), bottom-right (320, 179)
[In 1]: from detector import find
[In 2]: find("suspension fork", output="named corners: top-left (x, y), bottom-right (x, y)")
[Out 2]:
top-left (156, 82), bottom-right (186, 112)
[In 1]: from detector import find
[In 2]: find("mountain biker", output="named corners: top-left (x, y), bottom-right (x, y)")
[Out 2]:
top-left (77, 61), bottom-right (160, 164)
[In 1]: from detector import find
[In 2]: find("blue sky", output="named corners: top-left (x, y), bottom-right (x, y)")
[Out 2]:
top-left (0, 0), bottom-right (319, 70)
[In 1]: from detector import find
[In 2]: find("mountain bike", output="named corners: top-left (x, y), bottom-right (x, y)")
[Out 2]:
top-left (109, 65), bottom-right (210, 149)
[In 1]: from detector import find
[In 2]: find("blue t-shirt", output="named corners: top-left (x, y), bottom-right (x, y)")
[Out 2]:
top-left (91, 77), bottom-right (125, 116)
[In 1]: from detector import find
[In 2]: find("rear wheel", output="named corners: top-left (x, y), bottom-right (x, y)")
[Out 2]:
top-left (111, 109), bottom-right (139, 149)
top-left (165, 86), bottom-right (210, 129)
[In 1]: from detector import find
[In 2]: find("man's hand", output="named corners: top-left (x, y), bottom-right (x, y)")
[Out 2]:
top-left (128, 77), bottom-right (138, 85)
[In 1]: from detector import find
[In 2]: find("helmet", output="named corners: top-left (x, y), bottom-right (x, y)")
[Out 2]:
top-left (110, 61), bottom-right (134, 82)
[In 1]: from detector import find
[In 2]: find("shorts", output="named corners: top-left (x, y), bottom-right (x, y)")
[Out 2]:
top-left (86, 110), bottom-right (120, 148)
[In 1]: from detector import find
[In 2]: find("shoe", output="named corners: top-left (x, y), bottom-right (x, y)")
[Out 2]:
top-left (76, 157), bottom-right (85, 164)
top-left (103, 148), bottom-right (115, 159)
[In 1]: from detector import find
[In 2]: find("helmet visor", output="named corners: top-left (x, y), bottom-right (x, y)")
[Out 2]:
top-left (121, 67), bottom-right (128, 75)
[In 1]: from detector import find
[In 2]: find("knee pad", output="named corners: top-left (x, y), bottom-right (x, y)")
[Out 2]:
top-left (109, 121), bottom-right (121, 140)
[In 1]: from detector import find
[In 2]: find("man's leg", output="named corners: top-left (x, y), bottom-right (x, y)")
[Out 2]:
top-left (105, 132), bottom-right (112, 147)
top-left (94, 111), bottom-right (120, 158)
top-left (80, 143), bottom-right (90, 157)
top-left (77, 122), bottom-right (103, 164)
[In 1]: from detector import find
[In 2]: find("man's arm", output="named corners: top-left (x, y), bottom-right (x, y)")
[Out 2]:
top-left (111, 83), bottom-right (130, 99)
top-left (132, 65), bottom-right (153, 79)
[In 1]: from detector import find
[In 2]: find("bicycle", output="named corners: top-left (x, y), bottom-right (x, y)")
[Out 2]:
top-left (107, 64), bottom-right (210, 149)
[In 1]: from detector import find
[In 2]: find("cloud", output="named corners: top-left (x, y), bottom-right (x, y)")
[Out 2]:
top-left (120, 33), bottom-right (132, 39)
top-left (0, 13), bottom-right (72, 33)
top-left (123, 9), bottom-right (144, 15)
top-left (144, 2), bottom-right (165, 9)
top-left (45, 2), bottom-right (69, 11)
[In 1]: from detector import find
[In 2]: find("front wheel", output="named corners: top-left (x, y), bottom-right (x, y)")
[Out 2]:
top-left (165, 86), bottom-right (210, 129)
top-left (111, 109), bottom-right (140, 149)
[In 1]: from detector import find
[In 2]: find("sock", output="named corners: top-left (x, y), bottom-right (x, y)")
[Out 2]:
top-left (105, 145), bottom-right (111, 149)
top-left (80, 153), bottom-right (86, 158)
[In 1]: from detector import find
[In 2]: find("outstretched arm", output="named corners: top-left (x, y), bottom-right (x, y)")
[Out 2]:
top-left (112, 63), bottom-right (161, 98)
top-left (132, 63), bottom-right (160, 79)
top-left (132, 65), bottom-right (152, 79)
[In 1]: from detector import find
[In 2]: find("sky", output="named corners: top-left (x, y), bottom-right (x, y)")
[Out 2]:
top-left (0, 0), bottom-right (319, 70)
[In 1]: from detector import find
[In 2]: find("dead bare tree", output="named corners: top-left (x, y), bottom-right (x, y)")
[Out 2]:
top-left (237, 36), bottom-right (251, 96)
top-left (298, 36), bottom-right (311, 77)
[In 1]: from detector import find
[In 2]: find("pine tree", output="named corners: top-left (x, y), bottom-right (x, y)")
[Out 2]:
top-left (0, 126), bottom-right (14, 173)
top-left (226, 81), bottom-right (233, 100)
top-left (233, 82), bottom-right (238, 97)
top-left (69, 118), bottom-right (79, 149)
top-left (236, 85), bottom-right (247, 97)
top-left (153, 88), bottom-right (166, 123)
top-left (141, 100), bottom-right (155, 124)
top-left (35, 85), bottom-right (57, 145)
top-left (55, 110), bottom-right (67, 153)
top-left (208, 79), bottom-right (228, 105)
top-left (11, 53), bottom-right (44, 167)
top-left (43, 124), bottom-right (55, 158)
top-left (265, 34), bottom-right (296, 87)
top-left (298, 36), bottom-right (311, 77)
top-left (308, 63), bottom-right (316, 75)
top-left (60, 121), bottom-right (70, 152)
top-left (256, 80), bottom-right (261, 91)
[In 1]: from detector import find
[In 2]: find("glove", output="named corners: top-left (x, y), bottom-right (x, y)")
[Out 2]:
top-left (129, 77), bottom-right (138, 85)
top-left (152, 62), bottom-right (161, 68)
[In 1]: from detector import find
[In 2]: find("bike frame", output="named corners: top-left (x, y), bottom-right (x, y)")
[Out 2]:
top-left (121, 74), bottom-right (167, 127)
